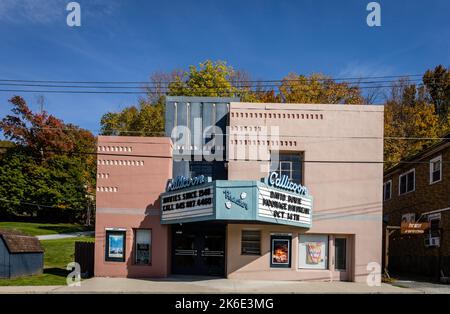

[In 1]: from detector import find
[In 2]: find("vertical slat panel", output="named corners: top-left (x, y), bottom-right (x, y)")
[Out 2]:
top-left (0, 239), bottom-right (9, 278)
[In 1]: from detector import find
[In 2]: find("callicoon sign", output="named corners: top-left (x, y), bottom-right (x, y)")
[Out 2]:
top-left (160, 173), bottom-right (313, 228)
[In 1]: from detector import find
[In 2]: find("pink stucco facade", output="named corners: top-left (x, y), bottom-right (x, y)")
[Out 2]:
top-left (226, 102), bottom-right (384, 283)
top-left (94, 102), bottom-right (384, 283)
top-left (94, 136), bottom-right (172, 278)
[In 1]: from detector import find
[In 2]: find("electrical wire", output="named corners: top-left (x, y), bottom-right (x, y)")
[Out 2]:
top-left (0, 73), bottom-right (425, 85)
top-left (0, 145), bottom-right (448, 164)
top-left (11, 126), bottom-right (450, 141)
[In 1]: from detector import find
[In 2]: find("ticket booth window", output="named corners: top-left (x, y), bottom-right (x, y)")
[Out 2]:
top-left (135, 229), bottom-right (151, 265)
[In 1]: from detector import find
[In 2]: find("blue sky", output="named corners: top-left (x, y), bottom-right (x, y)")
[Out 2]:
top-left (0, 0), bottom-right (449, 134)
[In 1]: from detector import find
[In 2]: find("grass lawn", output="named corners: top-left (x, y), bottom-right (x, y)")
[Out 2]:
top-left (0, 236), bottom-right (94, 286)
top-left (0, 221), bottom-right (93, 236)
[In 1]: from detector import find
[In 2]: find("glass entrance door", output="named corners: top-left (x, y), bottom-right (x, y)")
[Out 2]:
top-left (172, 223), bottom-right (225, 276)
top-left (201, 234), bottom-right (225, 275)
top-left (332, 236), bottom-right (350, 281)
top-left (173, 232), bottom-right (197, 274)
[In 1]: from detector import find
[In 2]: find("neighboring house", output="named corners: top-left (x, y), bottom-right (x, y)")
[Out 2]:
top-left (0, 229), bottom-right (44, 279)
top-left (383, 133), bottom-right (450, 279)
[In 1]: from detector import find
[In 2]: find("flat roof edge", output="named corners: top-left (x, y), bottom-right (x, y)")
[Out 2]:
top-left (230, 102), bottom-right (384, 111)
top-left (166, 96), bottom-right (240, 102)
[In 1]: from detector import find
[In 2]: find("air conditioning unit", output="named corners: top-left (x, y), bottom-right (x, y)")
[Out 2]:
top-left (424, 235), bottom-right (440, 247)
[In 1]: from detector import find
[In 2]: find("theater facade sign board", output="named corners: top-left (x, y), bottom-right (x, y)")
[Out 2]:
top-left (160, 173), bottom-right (313, 228)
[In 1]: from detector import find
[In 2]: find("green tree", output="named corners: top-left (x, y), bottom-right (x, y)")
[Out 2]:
top-left (100, 97), bottom-right (165, 136)
top-left (167, 60), bottom-right (239, 97)
top-left (0, 148), bottom-right (28, 218)
top-left (384, 81), bottom-right (440, 167)
top-left (423, 65), bottom-right (450, 121)
top-left (0, 96), bottom-right (96, 222)
top-left (278, 73), bottom-right (364, 104)
top-left (0, 148), bottom-right (88, 221)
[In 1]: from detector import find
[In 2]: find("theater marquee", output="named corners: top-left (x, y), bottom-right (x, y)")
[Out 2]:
top-left (160, 173), bottom-right (313, 228)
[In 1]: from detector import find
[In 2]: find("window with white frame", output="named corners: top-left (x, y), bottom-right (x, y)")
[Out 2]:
top-left (429, 155), bottom-right (442, 184)
top-left (399, 169), bottom-right (415, 195)
top-left (383, 180), bottom-right (392, 201)
top-left (272, 152), bottom-right (303, 184)
top-left (428, 213), bottom-right (441, 238)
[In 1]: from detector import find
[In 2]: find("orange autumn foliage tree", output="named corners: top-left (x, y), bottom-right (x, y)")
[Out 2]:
top-left (278, 73), bottom-right (364, 104)
top-left (384, 82), bottom-right (440, 168)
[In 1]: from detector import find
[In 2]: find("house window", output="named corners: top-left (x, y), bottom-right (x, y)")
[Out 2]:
top-left (383, 180), bottom-right (392, 201)
top-left (430, 155), bottom-right (442, 184)
top-left (399, 169), bottom-right (415, 195)
top-left (241, 230), bottom-right (261, 255)
top-left (105, 229), bottom-right (126, 262)
top-left (428, 213), bottom-right (441, 238)
top-left (401, 213), bottom-right (416, 224)
top-left (134, 229), bottom-right (151, 265)
top-left (273, 152), bottom-right (303, 184)
top-left (298, 235), bottom-right (328, 270)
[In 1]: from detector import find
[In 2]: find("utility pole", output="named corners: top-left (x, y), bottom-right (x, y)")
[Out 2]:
top-left (384, 225), bottom-right (400, 279)
top-left (37, 95), bottom-right (45, 113)
top-left (84, 184), bottom-right (94, 227)
top-left (86, 199), bottom-right (91, 227)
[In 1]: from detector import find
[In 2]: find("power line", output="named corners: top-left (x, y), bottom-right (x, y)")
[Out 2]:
top-left (0, 89), bottom-right (145, 94)
top-left (2, 80), bottom-right (445, 95)
top-left (0, 145), bottom-right (449, 164)
top-left (0, 78), bottom-right (438, 89)
top-left (5, 126), bottom-right (450, 141)
top-left (0, 85), bottom-right (427, 95)
top-left (0, 74), bottom-right (425, 85)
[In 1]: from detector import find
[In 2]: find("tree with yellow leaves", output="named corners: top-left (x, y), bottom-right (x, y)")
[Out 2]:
top-left (278, 73), bottom-right (364, 104)
top-left (384, 81), bottom-right (440, 168)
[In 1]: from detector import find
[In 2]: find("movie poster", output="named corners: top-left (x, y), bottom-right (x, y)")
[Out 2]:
top-left (299, 235), bottom-right (328, 269)
top-left (271, 236), bottom-right (291, 267)
top-left (306, 242), bottom-right (322, 264)
top-left (107, 232), bottom-right (125, 259)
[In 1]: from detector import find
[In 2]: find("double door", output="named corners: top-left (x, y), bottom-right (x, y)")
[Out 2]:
top-left (172, 223), bottom-right (225, 276)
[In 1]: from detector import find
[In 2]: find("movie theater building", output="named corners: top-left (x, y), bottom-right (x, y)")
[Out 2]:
top-left (94, 96), bottom-right (384, 283)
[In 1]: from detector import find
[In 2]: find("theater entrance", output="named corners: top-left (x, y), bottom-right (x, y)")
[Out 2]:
top-left (171, 222), bottom-right (226, 276)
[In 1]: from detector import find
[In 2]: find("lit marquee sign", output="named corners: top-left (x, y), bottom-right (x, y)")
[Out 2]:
top-left (265, 172), bottom-right (309, 196)
top-left (161, 175), bottom-right (214, 222)
top-left (258, 172), bottom-right (312, 226)
top-left (166, 175), bottom-right (209, 192)
top-left (160, 173), bottom-right (313, 228)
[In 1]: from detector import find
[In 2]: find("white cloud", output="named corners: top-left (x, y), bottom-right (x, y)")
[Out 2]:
top-left (0, 0), bottom-right (119, 25)
top-left (338, 61), bottom-right (394, 79)
top-left (0, 0), bottom-right (64, 24)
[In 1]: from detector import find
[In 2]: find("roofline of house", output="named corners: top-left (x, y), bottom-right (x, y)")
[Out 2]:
top-left (384, 132), bottom-right (450, 177)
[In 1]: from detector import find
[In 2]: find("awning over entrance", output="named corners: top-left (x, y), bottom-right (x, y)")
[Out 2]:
top-left (160, 173), bottom-right (313, 228)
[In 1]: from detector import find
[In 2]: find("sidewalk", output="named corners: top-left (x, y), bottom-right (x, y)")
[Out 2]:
top-left (37, 231), bottom-right (94, 240)
top-left (0, 277), bottom-right (419, 294)
top-left (391, 279), bottom-right (450, 294)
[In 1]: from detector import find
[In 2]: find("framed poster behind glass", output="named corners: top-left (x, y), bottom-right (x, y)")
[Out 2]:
top-left (105, 230), bottom-right (126, 262)
top-left (298, 234), bottom-right (328, 269)
top-left (270, 235), bottom-right (291, 268)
